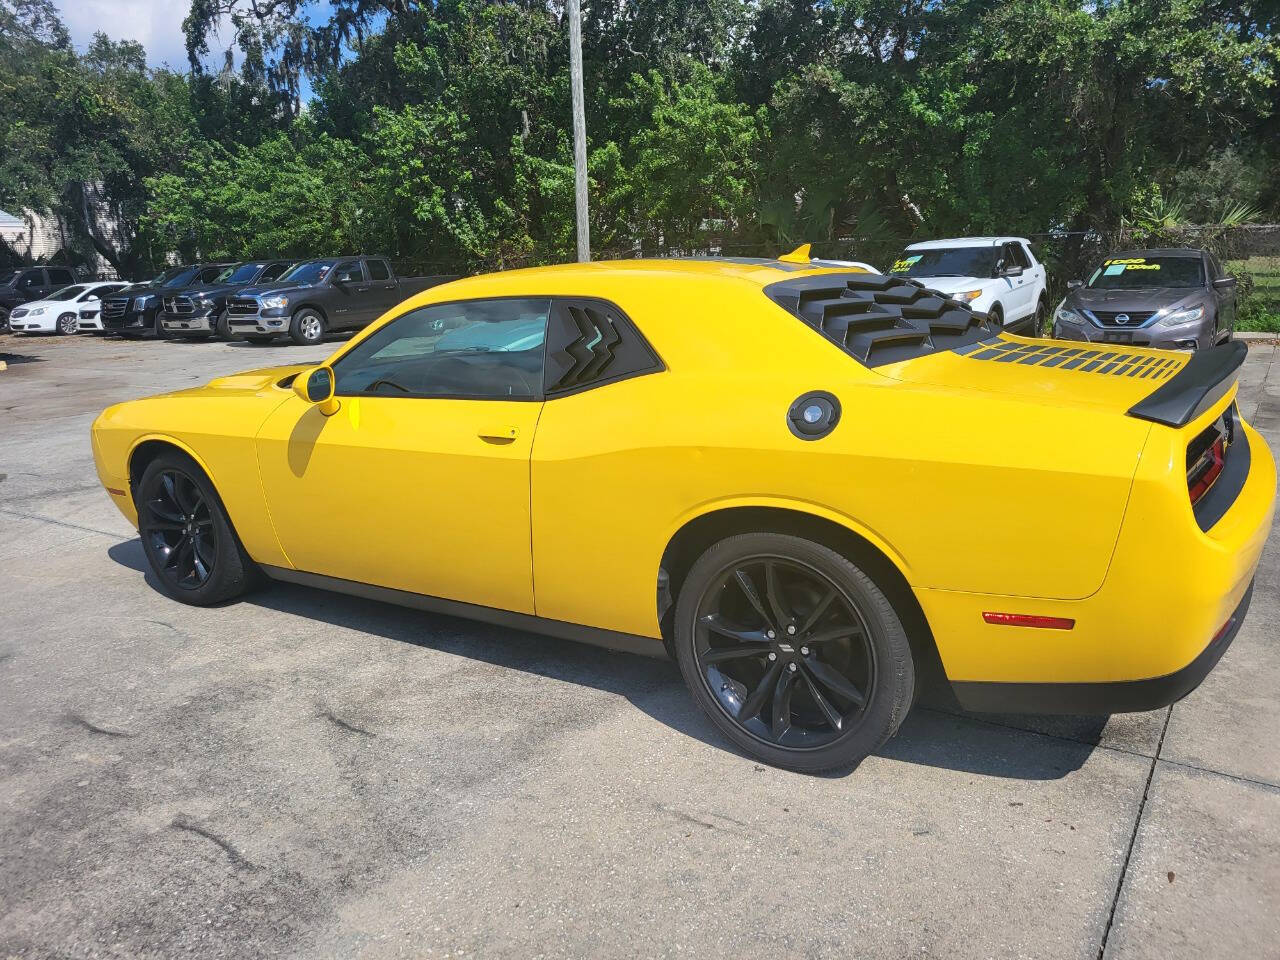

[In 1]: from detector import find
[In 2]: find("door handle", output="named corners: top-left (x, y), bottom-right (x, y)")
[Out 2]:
top-left (478, 425), bottom-right (519, 441)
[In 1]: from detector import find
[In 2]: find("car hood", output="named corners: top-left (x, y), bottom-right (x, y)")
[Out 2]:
top-left (235, 282), bottom-right (315, 297)
top-left (907, 275), bottom-right (989, 293)
top-left (1066, 286), bottom-right (1205, 312)
top-left (158, 365), bottom-right (313, 399)
top-left (882, 336), bottom-right (1191, 416)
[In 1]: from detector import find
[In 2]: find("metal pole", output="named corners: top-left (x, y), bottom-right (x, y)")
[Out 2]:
top-left (568, 0), bottom-right (590, 262)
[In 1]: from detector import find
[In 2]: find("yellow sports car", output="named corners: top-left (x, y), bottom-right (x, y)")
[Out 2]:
top-left (91, 254), bottom-right (1275, 772)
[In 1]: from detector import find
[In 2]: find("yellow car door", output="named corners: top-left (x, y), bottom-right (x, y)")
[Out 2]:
top-left (254, 297), bottom-right (552, 614)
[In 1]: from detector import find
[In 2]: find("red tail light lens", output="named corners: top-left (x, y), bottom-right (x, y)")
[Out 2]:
top-left (1186, 409), bottom-right (1233, 506)
top-left (982, 612), bottom-right (1076, 630)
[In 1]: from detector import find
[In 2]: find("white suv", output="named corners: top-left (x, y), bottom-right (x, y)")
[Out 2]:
top-left (890, 237), bottom-right (1049, 334)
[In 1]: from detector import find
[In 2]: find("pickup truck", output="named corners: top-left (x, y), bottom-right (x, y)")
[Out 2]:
top-left (890, 237), bottom-right (1049, 334)
top-left (0, 265), bottom-right (78, 329)
top-left (158, 259), bottom-right (298, 339)
top-left (98, 263), bottom-right (235, 338)
top-left (225, 256), bottom-right (456, 344)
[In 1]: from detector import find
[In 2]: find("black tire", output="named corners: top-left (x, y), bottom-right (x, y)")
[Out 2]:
top-left (289, 308), bottom-right (326, 345)
top-left (56, 312), bottom-right (78, 335)
top-left (213, 310), bottom-right (232, 339)
top-left (154, 314), bottom-right (171, 340)
top-left (987, 303), bottom-right (1003, 328)
top-left (673, 532), bottom-right (915, 774)
top-left (135, 451), bottom-right (262, 606)
top-left (1029, 297), bottom-right (1046, 336)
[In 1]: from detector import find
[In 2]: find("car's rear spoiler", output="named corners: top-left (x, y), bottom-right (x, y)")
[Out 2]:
top-left (1127, 341), bottom-right (1247, 427)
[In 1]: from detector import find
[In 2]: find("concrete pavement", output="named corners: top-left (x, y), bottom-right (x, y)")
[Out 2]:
top-left (1, 333), bottom-right (1276, 959)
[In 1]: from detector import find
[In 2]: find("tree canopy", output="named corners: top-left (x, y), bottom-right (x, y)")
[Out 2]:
top-left (1, 0), bottom-right (1276, 277)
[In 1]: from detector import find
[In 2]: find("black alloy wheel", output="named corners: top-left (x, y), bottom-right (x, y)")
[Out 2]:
top-left (140, 469), bottom-right (217, 591)
top-left (56, 312), bottom-right (78, 335)
top-left (135, 452), bottom-right (261, 605)
top-left (674, 533), bottom-right (915, 773)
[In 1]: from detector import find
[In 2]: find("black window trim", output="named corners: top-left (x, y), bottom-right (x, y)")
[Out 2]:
top-left (332, 259), bottom-right (366, 285)
top-left (329, 293), bottom-right (665, 404)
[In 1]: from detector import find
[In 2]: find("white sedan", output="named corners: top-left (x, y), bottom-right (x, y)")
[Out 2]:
top-left (6, 281), bottom-right (129, 335)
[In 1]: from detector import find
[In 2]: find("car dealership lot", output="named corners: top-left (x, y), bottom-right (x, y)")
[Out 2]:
top-left (1, 334), bottom-right (1277, 959)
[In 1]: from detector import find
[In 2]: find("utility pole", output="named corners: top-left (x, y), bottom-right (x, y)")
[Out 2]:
top-left (568, 0), bottom-right (590, 262)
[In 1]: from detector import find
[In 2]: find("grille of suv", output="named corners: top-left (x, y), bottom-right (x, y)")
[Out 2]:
top-left (1088, 310), bottom-right (1157, 328)
top-left (163, 296), bottom-right (195, 315)
top-left (100, 298), bottom-right (129, 322)
top-left (227, 297), bottom-right (259, 317)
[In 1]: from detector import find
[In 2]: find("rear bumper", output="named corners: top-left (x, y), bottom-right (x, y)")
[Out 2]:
top-left (951, 580), bottom-right (1254, 713)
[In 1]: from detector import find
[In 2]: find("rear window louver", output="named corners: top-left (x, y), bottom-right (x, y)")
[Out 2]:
top-left (544, 299), bottom-right (663, 396)
top-left (764, 273), bottom-right (999, 367)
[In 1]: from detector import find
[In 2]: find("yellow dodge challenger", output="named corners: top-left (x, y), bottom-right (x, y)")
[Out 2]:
top-left (91, 255), bottom-right (1276, 772)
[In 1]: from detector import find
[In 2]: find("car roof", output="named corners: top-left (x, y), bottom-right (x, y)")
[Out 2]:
top-left (905, 237), bottom-right (1030, 250)
top-left (1106, 247), bottom-right (1205, 259)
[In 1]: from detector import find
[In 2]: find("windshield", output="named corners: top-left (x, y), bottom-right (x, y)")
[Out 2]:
top-left (47, 285), bottom-right (87, 301)
top-left (222, 262), bottom-right (265, 284)
top-left (278, 260), bottom-right (335, 285)
top-left (892, 247), bottom-right (998, 278)
top-left (1088, 256), bottom-right (1204, 289)
top-left (151, 266), bottom-right (200, 287)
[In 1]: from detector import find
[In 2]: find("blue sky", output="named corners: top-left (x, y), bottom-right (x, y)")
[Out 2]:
top-left (59, 0), bottom-right (230, 69)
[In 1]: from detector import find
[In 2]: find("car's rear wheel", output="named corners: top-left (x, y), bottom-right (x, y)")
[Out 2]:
top-left (673, 532), bottom-right (915, 773)
top-left (290, 308), bottom-right (326, 345)
top-left (135, 452), bottom-right (259, 605)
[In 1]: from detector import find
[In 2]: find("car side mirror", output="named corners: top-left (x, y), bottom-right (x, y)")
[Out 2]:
top-left (1067, 279), bottom-right (1084, 290)
top-left (294, 365), bottom-right (340, 416)
top-left (1001, 265), bottom-right (1024, 278)
top-left (1212, 276), bottom-right (1237, 290)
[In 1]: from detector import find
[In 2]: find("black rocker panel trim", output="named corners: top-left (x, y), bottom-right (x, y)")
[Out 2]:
top-left (951, 581), bottom-right (1254, 715)
top-left (1127, 340), bottom-right (1247, 427)
top-left (261, 565), bottom-right (669, 659)
top-left (764, 272), bottom-right (1001, 368)
top-left (543, 297), bottom-right (664, 396)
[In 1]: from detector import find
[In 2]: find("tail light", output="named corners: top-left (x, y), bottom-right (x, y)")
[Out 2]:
top-left (1186, 406), bottom-right (1234, 506)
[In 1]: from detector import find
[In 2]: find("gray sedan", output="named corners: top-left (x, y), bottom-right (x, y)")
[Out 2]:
top-left (1052, 247), bottom-right (1237, 350)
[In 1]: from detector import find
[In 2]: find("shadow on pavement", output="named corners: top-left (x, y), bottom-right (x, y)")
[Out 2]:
top-left (107, 538), bottom-right (1104, 781)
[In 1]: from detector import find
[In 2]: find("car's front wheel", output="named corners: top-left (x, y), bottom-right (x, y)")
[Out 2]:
top-left (135, 452), bottom-right (260, 605)
top-left (1030, 297), bottom-right (1047, 336)
top-left (213, 310), bottom-right (232, 339)
top-left (290, 308), bottom-right (326, 345)
top-left (56, 312), bottom-right (78, 335)
top-left (673, 532), bottom-right (915, 773)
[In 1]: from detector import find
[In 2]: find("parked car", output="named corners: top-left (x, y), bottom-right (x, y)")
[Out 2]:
top-left (1052, 247), bottom-right (1237, 351)
top-left (0, 265), bottom-right (78, 329)
top-left (225, 256), bottom-right (454, 345)
top-left (7, 281), bottom-right (129, 334)
top-left (890, 237), bottom-right (1048, 333)
top-left (159, 260), bottom-right (298, 339)
top-left (98, 263), bottom-right (234, 338)
top-left (91, 258), bottom-right (1273, 773)
top-left (79, 283), bottom-right (142, 332)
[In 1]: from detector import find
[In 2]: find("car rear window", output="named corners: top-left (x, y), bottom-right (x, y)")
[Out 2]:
top-left (765, 272), bottom-right (999, 368)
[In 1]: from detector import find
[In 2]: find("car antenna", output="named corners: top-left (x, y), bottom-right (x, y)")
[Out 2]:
top-left (778, 244), bottom-right (812, 264)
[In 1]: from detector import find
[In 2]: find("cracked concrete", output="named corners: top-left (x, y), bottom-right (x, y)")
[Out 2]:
top-left (1, 334), bottom-right (1276, 958)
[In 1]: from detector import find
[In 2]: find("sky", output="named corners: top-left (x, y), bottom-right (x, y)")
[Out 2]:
top-left (58, 0), bottom-right (233, 69)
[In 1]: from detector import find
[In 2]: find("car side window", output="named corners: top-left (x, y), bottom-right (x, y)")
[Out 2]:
top-left (333, 298), bottom-right (551, 400)
top-left (1013, 243), bottom-right (1033, 269)
top-left (367, 259), bottom-right (391, 281)
top-left (1207, 255), bottom-right (1223, 281)
top-left (259, 262), bottom-right (289, 282)
top-left (18, 269), bottom-right (43, 288)
top-left (199, 267), bottom-right (224, 284)
top-left (543, 298), bottom-right (664, 396)
top-left (48, 268), bottom-right (75, 285)
top-left (333, 260), bottom-right (364, 284)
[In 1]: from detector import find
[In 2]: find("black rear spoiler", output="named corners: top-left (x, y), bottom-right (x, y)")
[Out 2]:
top-left (1127, 341), bottom-right (1247, 427)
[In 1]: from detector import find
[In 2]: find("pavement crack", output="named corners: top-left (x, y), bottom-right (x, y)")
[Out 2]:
top-left (655, 803), bottom-right (747, 833)
top-left (67, 712), bottom-right (134, 738)
top-left (170, 816), bottom-right (258, 871)
top-left (1096, 704), bottom-right (1172, 960)
top-left (321, 710), bottom-right (376, 737)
